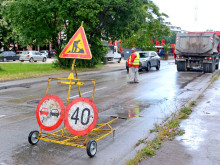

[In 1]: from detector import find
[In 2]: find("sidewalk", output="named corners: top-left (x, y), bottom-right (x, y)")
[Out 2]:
top-left (141, 75), bottom-right (220, 165)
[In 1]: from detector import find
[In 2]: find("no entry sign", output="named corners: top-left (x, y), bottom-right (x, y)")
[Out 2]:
top-left (65, 97), bottom-right (98, 136)
top-left (36, 95), bottom-right (65, 131)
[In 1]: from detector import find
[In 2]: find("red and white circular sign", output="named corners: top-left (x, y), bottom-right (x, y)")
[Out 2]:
top-left (65, 97), bottom-right (98, 136)
top-left (36, 95), bottom-right (65, 131)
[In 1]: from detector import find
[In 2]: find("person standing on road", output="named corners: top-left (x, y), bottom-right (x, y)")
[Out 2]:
top-left (127, 47), bottom-right (140, 83)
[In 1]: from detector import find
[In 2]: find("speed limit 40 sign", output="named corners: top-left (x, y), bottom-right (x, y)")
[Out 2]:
top-left (65, 97), bottom-right (98, 136)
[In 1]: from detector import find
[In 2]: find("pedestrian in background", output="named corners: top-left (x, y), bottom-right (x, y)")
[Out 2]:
top-left (127, 47), bottom-right (140, 83)
top-left (159, 48), bottom-right (165, 58)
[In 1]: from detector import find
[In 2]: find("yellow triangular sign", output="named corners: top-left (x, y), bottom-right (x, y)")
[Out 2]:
top-left (59, 26), bottom-right (92, 59)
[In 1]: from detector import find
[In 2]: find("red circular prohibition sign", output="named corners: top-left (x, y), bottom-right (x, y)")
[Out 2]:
top-left (36, 95), bottom-right (65, 131)
top-left (65, 97), bottom-right (98, 136)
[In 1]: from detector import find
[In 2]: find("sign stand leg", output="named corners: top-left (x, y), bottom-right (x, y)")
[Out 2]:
top-left (72, 59), bottom-right (82, 97)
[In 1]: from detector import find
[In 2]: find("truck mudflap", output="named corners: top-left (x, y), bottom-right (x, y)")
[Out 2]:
top-left (203, 62), bottom-right (215, 73)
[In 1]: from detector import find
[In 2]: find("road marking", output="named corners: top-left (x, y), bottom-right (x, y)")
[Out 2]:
top-left (70, 87), bottom-right (107, 99)
top-left (0, 115), bottom-right (6, 118)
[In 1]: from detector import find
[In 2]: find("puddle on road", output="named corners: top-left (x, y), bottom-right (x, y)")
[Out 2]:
top-left (115, 102), bottom-right (150, 119)
top-left (27, 100), bottom-right (40, 105)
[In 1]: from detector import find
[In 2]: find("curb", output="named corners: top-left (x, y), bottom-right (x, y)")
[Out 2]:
top-left (186, 70), bottom-right (219, 108)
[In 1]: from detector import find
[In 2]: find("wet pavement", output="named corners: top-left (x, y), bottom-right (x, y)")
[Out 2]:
top-left (0, 59), bottom-right (218, 165)
top-left (140, 72), bottom-right (220, 165)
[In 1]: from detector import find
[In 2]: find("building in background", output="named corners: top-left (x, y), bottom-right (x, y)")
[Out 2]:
top-left (167, 25), bottom-right (187, 33)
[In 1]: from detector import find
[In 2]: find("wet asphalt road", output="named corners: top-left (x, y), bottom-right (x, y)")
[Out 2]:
top-left (0, 59), bottom-right (216, 165)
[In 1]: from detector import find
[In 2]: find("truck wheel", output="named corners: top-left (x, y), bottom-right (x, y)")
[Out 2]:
top-left (177, 61), bottom-right (186, 72)
top-left (203, 63), bottom-right (214, 73)
top-left (203, 63), bottom-right (208, 73)
top-left (212, 63), bottom-right (215, 72)
top-left (216, 64), bottom-right (219, 70)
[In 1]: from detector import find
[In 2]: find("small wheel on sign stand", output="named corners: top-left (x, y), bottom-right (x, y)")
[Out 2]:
top-left (28, 130), bottom-right (39, 145)
top-left (86, 140), bottom-right (97, 157)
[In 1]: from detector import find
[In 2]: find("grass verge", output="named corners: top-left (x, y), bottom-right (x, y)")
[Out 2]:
top-left (0, 63), bottom-right (69, 81)
top-left (0, 63), bottom-right (104, 81)
top-left (126, 105), bottom-right (194, 165)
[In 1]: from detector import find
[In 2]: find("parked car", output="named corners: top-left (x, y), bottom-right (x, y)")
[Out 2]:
top-left (40, 50), bottom-right (49, 57)
top-left (126, 51), bottom-right (160, 72)
top-left (0, 51), bottom-right (19, 62)
top-left (48, 50), bottom-right (56, 58)
top-left (16, 51), bottom-right (23, 55)
top-left (19, 51), bottom-right (47, 62)
top-left (40, 50), bottom-right (56, 58)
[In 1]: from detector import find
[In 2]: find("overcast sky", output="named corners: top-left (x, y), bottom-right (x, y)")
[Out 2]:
top-left (152, 0), bottom-right (219, 32)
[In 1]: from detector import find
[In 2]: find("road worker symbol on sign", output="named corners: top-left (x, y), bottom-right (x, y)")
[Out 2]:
top-left (36, 95), bottom-right (65, 131)
top-left (68, 39), bottom-right (84, 54)
top-left (59, 26), bottom-right (92, 59)
top-left (65, 97), bottom-right (98, 136)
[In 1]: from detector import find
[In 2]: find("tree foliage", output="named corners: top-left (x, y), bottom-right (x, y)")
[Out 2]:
top-left (0, 0), bottom-right (17, 51)
top-left (122, 1), bottom-right (170, 50)
top-left (2, 0), bottom-right (169, 67)
top-left (161, 31), bottom-right (177, 44)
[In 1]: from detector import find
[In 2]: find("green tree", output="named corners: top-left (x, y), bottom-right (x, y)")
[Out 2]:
top-left (3, 0), bottom-right (153, 67)
top-left (161, 31), bottom-right (177, 44)
top-left (122, 1), bottom-right (170, 50)
top-left (0, 0), bottom-right (17, 51)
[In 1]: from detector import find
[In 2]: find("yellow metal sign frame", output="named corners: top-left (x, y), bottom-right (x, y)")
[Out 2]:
top-left (38, 117), bottom-right (118, 149)
top-left (33, 59), bottom-right (118, 156)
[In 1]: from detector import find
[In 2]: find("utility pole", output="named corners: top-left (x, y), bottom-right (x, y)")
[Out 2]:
top-left (194, 0), bottom-right (198, 31)
top-left (195, 0), bottom-right (198, 22)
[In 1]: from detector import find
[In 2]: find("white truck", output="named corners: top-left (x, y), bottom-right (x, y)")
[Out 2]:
top-left (105, 45), bottom-right (122, 63)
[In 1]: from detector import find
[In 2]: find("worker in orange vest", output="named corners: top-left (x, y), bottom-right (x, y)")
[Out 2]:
top-left (127, 47), bottom-right (140, 83)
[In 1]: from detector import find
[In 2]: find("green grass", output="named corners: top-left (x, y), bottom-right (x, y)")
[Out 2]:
top-left (0, 63), bottom-right (69, 81)
top-left (0, 62), bottom-right (105, 81)
top-left (126, 110), bottom-right (186, 165)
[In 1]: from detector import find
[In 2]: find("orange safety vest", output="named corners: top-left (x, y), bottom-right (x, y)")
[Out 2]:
top-left (127, 55), bottom-right (132, 67)
top-left (131, 52), bottom-right (140, 67)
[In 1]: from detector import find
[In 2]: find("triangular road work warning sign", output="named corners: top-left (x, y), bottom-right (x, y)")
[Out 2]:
top-left (59, 26), bottom-right (92, 59)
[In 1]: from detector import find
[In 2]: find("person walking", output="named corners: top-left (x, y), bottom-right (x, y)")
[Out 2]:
top-left (127, 47), bottom-right (140, 83)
